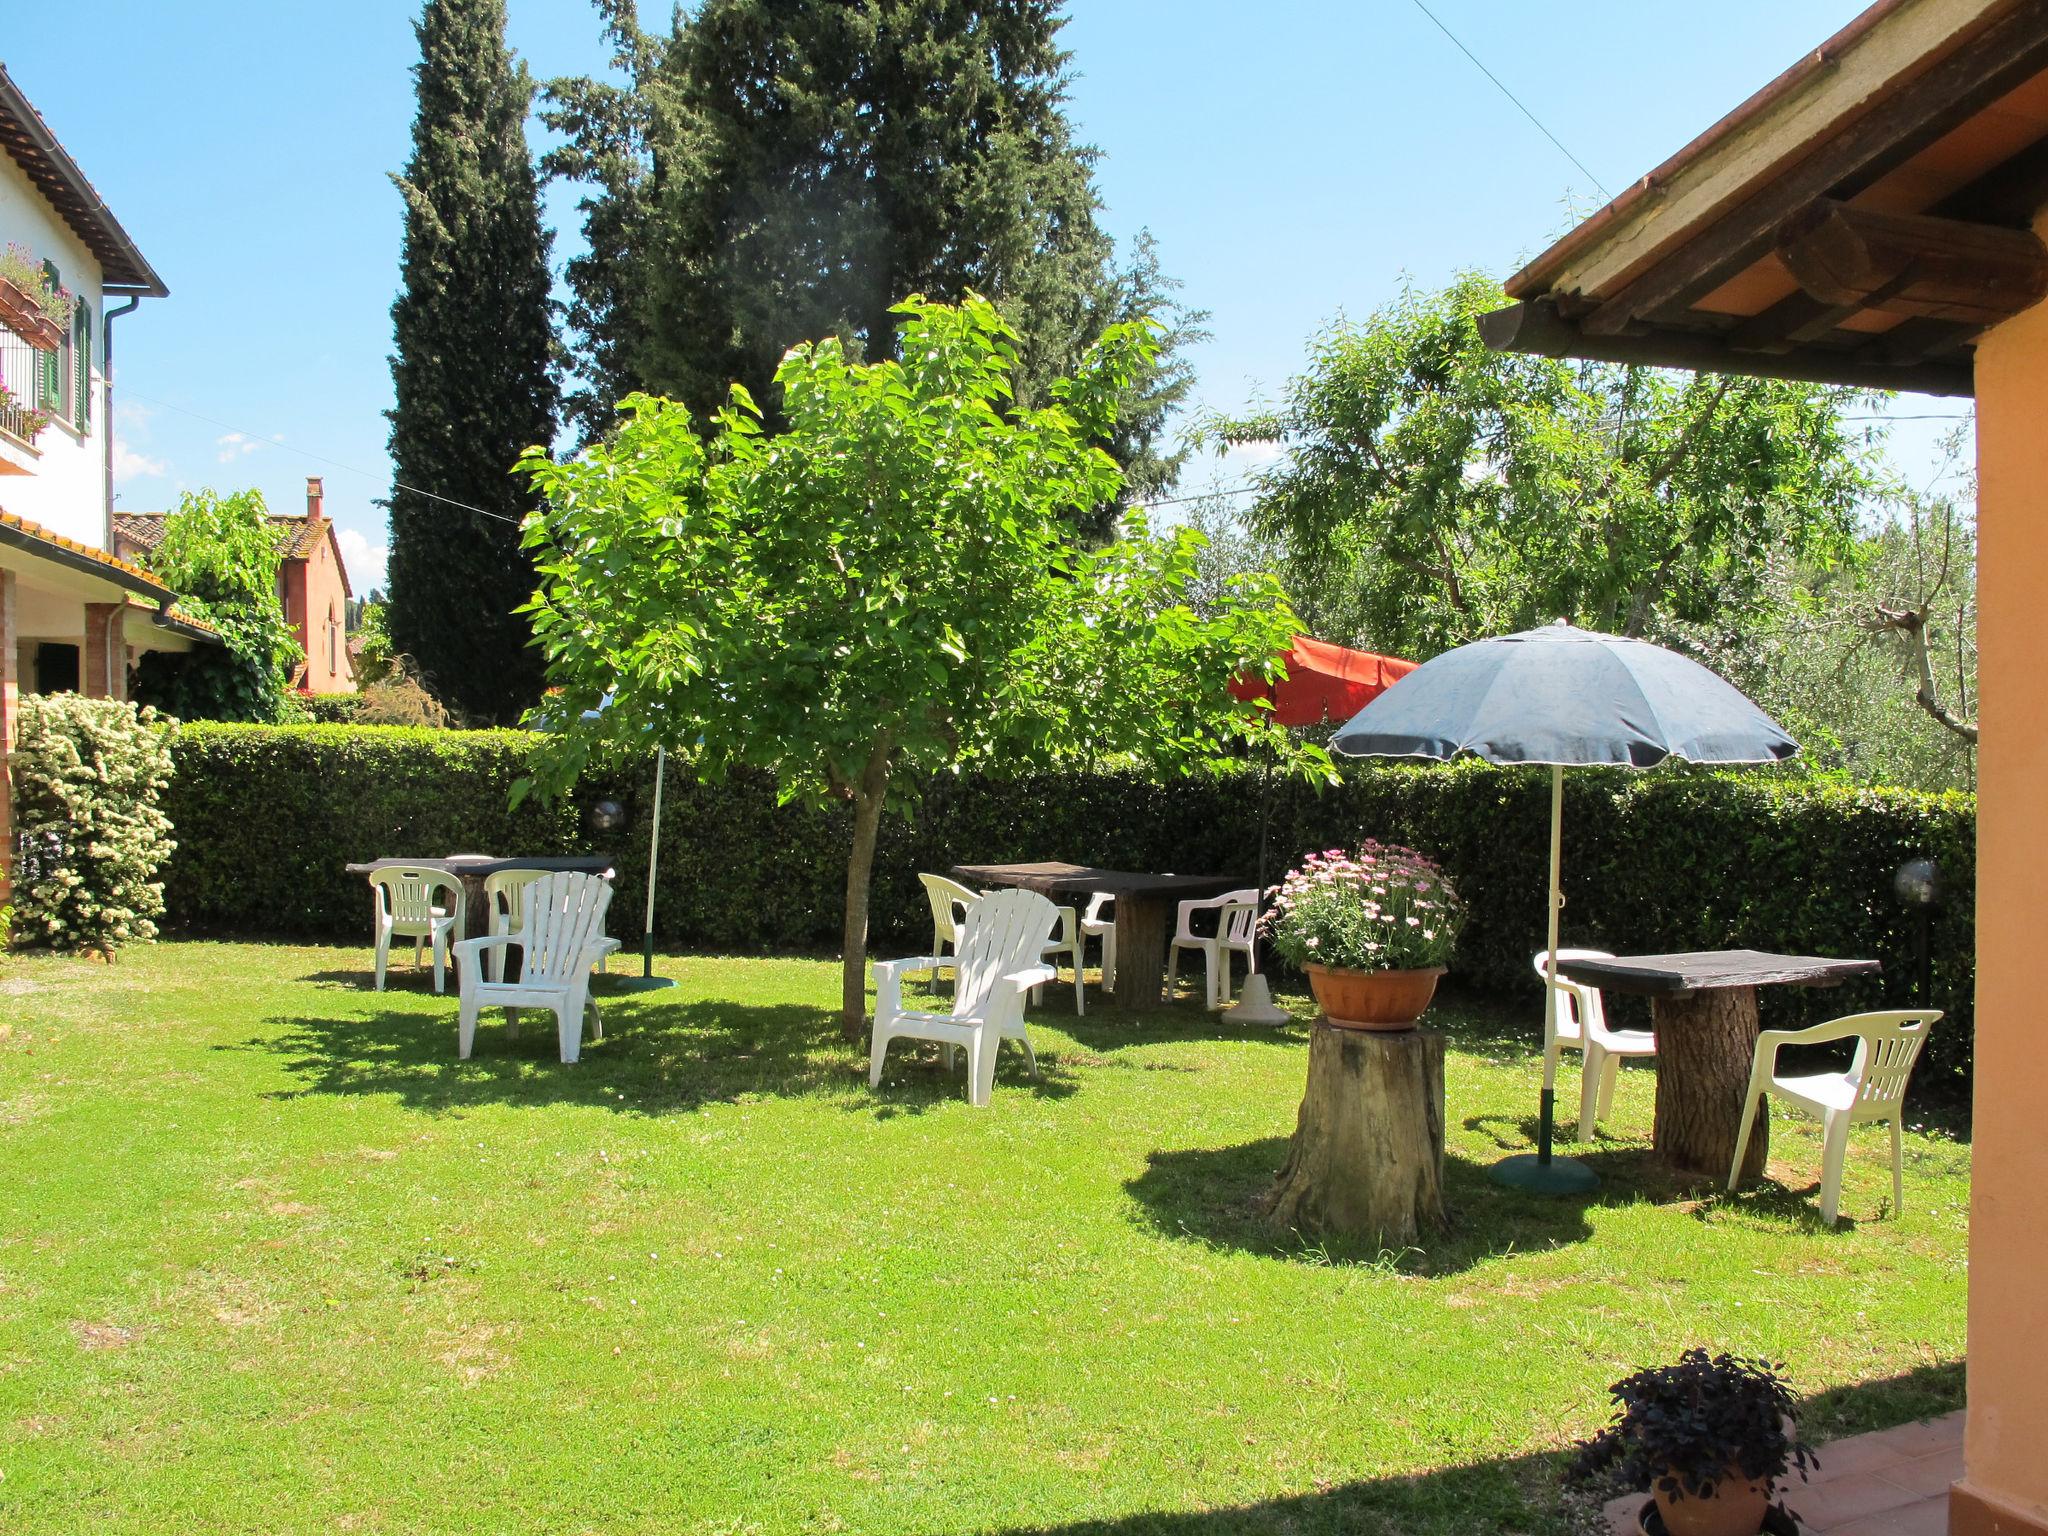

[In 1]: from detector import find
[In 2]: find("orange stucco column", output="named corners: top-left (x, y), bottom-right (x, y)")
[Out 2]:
top-left (1958, 286), bottom-right (2048, 1536)
top-left (0, 568), bottom-right (16, 906)
top-left (82, 602), bottom-right (126, 702)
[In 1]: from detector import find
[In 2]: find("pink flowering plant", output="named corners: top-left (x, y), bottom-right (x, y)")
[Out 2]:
top-left (1263, 841), bottom-right (1466, 973)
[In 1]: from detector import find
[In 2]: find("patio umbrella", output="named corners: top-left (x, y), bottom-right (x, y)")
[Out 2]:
top-left (1227, 637), bottom-right (1416, 1022)
top-left (1329, 620), bottom-right (1796, 1194)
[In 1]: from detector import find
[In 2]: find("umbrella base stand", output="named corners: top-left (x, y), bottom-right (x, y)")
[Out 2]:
top-left (594, 938), bottom-right (676, 994)
top-left (1488, 1151), bottom-right (1598, 1195)
top-left (598, 974), bottom-right (676, 994)
top-left (1222, 973), bottom-right (1291, 1026)
top-left (1487, 1089), bottom-right (1599, 1195)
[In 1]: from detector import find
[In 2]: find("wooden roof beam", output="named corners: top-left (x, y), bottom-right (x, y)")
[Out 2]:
top-left (1479, 298), bottom-right (1975, 397)
top-left (1779, 197), bottom-right (2048, 326)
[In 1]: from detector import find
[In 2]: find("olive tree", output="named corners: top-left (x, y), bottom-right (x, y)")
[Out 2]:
top-left (518, 296), bottom-right (1309, 1032)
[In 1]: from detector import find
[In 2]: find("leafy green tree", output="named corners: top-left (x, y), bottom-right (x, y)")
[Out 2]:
top-left (1201, 274), bottom-right (1877, 657)
top-left (133, 489), bottom-right (303, 723)
top-left (539, 0), bottom-right (1201, 531)
top-left (386, 0), bottom-right (558, 724)
top-left (518, 297), bottom-right (1311, 1033)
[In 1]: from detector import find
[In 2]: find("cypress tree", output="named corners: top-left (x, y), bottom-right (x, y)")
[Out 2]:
top-left (386, 0), bottom-right (557, 724)
top-left (541, 0), bottom-right (1203, 528)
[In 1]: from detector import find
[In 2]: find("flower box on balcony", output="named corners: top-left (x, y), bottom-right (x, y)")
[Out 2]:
top-left (0, 277), bottom-right (63, 351)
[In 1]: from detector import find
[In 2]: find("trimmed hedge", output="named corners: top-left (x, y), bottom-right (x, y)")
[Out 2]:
top-left (160, 723), bottom-right (1977, 1088)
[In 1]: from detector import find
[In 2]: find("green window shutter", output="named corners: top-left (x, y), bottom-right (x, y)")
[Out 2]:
top-left (73, 302), bottom-right (90, 432)
top-left (39, 262), bottom-right (61, 413)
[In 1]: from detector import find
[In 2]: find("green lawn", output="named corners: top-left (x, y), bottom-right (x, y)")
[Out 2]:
top-left (0, 942), bottom-right (1967, 1535)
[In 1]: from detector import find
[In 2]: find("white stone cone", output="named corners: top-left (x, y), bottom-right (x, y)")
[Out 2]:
top-left (1223, 971), bottom-right (1292, 1026)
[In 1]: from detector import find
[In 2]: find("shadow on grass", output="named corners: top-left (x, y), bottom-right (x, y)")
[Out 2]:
top-left (234, 992), bottom-right (1079, 1118)
top-left (986, 1361), bottom-right (1966, 1536)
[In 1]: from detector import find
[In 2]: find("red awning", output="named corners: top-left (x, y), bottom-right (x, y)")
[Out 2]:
top-left (1231, 634), bottom-right (1417, 728)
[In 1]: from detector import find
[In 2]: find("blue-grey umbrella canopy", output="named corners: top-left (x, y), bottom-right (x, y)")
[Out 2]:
top-left (1329, 622), bottom-right (1795, 1195)
top-left (1330, 622), bottom-right (1797, 768)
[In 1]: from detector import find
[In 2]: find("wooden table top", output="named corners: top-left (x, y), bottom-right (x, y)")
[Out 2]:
top-left (951, 862), bottom-right (1249, 902)
top-left (345, 854), bottom-right (617, 878)
top-left (1553, 948), bottom-right (1880, 997)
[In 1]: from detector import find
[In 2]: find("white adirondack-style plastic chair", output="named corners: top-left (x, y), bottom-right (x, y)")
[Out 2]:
top-left (870, 887), bottom-right (1058, 1107)
top-left (368, 865), bottom-right (464, 993)
top-left (1727, 1009), bottom-right (1941, 1225)
top-left (919, 873), bottom-right (979, 985)
top-left (485, 868), bottom-right (622, 981)
top-left (1534, 948), bottom-right (1657, 1139)
top-left (1166, 889), bottom-right (1260, 1008)
top-left (1079, 892), bottom-right (1116, 991)
top-left (452, 871), bottom-right (617, 1064)
top-left (1037, 903), bottom-right (1087, 1015)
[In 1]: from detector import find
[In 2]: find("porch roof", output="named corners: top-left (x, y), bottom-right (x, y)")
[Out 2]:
top-left (1482, 0), bottom-right (2048, 398)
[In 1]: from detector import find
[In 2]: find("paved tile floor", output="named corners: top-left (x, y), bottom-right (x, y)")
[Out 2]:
top-left (1604, 1410), bottom-right (1963, 1536)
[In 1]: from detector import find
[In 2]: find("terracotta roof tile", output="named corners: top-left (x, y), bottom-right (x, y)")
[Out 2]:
top-left (0, 506), bottom-right (170, 595)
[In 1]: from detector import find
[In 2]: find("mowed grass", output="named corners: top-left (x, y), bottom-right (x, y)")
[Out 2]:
top-left (0, 942), bottom-right (1967, 1535)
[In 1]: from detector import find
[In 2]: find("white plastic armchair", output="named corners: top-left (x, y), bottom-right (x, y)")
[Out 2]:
top-left (871, 887), bottom-right (1058, 1107)
top-left (919, 873), bottom-right (979, 986)
top-left (452, 871), bottom-right (616, 1064)
top-left (1533, 948), bottom-right (1657, 1139)
top-left (1079, 892), bottom-right (1116, 991)
top-left (1727, 1009), bottom-right (1941, 1225)
top-left (368, 865), bottom-right (464, 993)
top-left (482, 869), bottom-right (544, 983)
top-left (1166, 889), bottom-right (1260, 1009)
top-left (1037, 903), bottom-right (1087, 1016)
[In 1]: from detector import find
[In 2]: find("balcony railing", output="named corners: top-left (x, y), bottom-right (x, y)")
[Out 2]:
top-left (0, 319), bottom-right (48, 444)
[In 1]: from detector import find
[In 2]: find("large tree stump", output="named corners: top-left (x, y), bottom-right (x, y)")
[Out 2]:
top-left (1263, 1024), bottom-right (1447, 1245)
top-left (1652, 987), bottom-right (1769, 1182)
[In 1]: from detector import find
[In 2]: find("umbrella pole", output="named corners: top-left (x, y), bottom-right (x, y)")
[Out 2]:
top-left (602, 742), bottom-right (677, 993)
top-left (1225, 742), bottom-right (1290, 1025)
top-left (1488, 765), bottom-right (1597, 1195)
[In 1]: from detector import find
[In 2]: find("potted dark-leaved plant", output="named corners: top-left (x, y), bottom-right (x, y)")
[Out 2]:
top-left (1570, 1349), bottom-right (1816, 1536)
top-left (1263, 841), bottom-right (1465, 1029)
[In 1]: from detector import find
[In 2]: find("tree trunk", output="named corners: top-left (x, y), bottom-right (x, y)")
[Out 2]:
top-left (839, 741), bottom-right (892, 1040)
top-left (1263, 1024), bottom-right (1447, 1246)
top-left (1652, 987), bottom-right (1769, 1181)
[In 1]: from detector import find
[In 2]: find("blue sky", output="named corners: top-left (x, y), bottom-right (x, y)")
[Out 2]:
top-left (11, 2), bottom-right (1971, 594)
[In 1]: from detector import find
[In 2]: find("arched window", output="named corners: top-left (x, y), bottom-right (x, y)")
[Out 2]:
top-left (71, 298), bottom-right (91, 433)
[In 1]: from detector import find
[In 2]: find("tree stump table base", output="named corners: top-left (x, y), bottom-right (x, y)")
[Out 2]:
top-left (1653, 987), bottom-right (1770, 1183)
top-left (1263, 1022), bottom-right (1447, 1246)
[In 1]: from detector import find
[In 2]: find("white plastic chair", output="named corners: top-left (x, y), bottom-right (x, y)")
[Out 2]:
top-left (1079, 892), bottom-right (1116, 991)
top-left (1166, 889), bottom-right (1260, 1008)
top-left (1727, 1009), bottom-right (1941, 1225)
top-left (486, 868), bottom-right (621, 981)
top-left (1534, 948), bottom-right (1657, 1139)
top-left (368, 865), bottom-right (463, 993)
top-left (482, 869), bottom-right (544, 983)
top-left (451, 871), bottom-right (617, 1064)
top-left (1037, 903), bottom-right (1087, 1016)
top-left (870, 887), bottom-right (1058, 1107)
top-left (919, 873), bottom-right (979, 985)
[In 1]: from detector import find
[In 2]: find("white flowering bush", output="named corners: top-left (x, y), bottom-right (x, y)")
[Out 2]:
top-left (10, 695), bottom-right (177, 955)
top-left (1264, 841), bottom-right (1466, 972)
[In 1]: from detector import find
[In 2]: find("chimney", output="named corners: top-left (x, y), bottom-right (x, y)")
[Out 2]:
top-left (305, 476), bottom-right (325, 521)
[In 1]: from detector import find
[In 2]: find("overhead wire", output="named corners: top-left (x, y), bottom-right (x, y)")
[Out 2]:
top-left (1405, 0), bottom-right (1611, 199)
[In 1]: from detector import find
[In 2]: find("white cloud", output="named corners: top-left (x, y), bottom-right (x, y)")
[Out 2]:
top-left (1219, 440), bottom-right (1288, 476)
top-left (112, 439), bottom-right (168, 480)
top-left (336, 527), bottom-right (389, 592)
top-left (215, 431), bottom-right (264, 463)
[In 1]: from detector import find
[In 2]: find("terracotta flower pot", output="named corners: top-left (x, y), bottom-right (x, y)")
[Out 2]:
top-left (1652, 1469), bottom-right (1772, 1536)
top-left (0, 277), bottom-right (63, 351)
top-left (1303, 963), bottom-right (1445, 1030)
